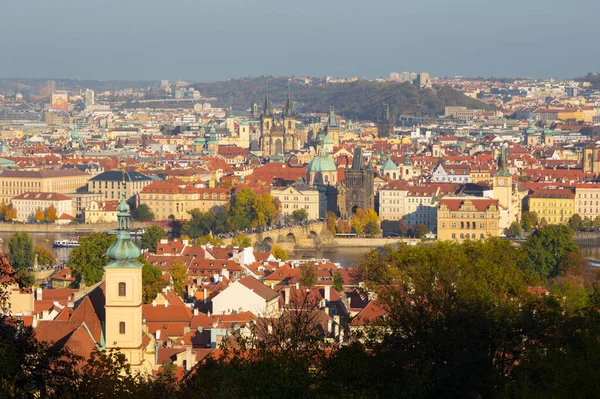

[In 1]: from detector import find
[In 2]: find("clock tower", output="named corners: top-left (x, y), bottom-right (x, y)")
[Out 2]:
top-left (492, 145), bottom-right (512, 210)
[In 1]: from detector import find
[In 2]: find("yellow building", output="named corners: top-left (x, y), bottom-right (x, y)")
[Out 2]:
top-left (139, 180), bottom-right (229, 221)
top-left (270, 182), bottom-right (320, 220)
top-left (528, 188), bottom-right (576, 225)
top-left (437, 197), bottom-right (501, 242)
top-left (470, 167), bottom-right (491, 184)
top-left (0, 169), bottom-right (91, 204)
top-left (556, 108), bottom-right (584, 122)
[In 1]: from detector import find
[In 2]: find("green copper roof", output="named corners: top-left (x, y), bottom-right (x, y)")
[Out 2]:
top-left (105, 184), bottom-right (142, 269)
top-left (322, 134), bottom-right (334, 145)
top-left (381, 155), bottom-right (399, 171)
top-left (307, 153), bottom-right (336, 173)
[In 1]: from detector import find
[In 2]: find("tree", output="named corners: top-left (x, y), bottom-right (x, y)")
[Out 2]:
top-left (0, 201), bottom-right (7, 220)
top-left (399, 219), bottom-right (413, 237)
top-left (35, 208), bottom-right (45, 223)
top-left (364, 209), bottom-right (379, 225)
top-left (67, 233), bottom-right (116, 286)
top-left (538, 217), bottom-right (548, 228)
top-left (506, 221), bottom-right (523, 238)
top-left (299, 263), bottom-right (317, 287)
top-left (229, 188), bottom-right (256, 230)
top-left (138, 255), bottom-right (168, 304)
top-left (196, 234), bottom-right (224, 246)
top-left (45, 204), bottom-right (58, 222)
top-left (8, 232), bottom-right (34, 271)
top-left (34, 246), bottom-right (56, 267)
top-left (252, 193), bottom-right (278, 227)
top-left (583, 216), bottom-right (593, 230)
top-left (168, 260), bottom-right (188, 297)
top-left (568, 213), bottom-right (584, 231)
top-left (521, 211), bottom-right (538, 231)
top-left (182, 209), bottom-right (214, 239)
top-left (593, 216), bottom-right (600, 229)
top-left (326, 211), bottom-right (337, 233)
top-left (333, 272), bottom-right (343, 291)
top-left (140, 225), bottom-right (166, 252)
top-left (351, 208), bottom-right (366, 235)
top-left (521, 224), bottom-right (581, 279)
top-left (413, 224), bottom-right (428, 238)
top-left (271, 244), bottom-right (288, 261)
top-left (364, 221), bottom-right (382, 237)
top-left (232, 233), bottom-right (252, 248)
top-left (292, 208), bottom-right (308, 222)
top-left (133, 203), bottom-right (155, 222)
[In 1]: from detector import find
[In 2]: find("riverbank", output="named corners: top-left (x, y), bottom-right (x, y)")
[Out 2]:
top-left (0, 221), bottom-right (152, 233)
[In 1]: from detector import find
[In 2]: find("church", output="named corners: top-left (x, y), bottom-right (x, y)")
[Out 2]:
top-left (259, 93), bottom-right (299, 157)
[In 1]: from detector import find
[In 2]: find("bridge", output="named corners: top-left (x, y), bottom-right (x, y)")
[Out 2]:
top-left (223, 222), bottom-right (329, 251)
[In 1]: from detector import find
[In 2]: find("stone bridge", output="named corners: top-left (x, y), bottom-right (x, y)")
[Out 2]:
top-left (224, 222), bottom-right (329, 251)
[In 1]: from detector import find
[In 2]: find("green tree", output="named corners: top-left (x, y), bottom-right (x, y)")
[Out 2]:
top-left (168, 260), bottom-right (188, 298)
top-left (67, 233), bottom-right (116, 286)
top-left (34, 246), bottom-right (56, 267)
top-left (252, 192), bottom-right (278, 227)
top-left (138, 255), bottom-right (168, 304)
top-left (520, 211), bottom-right (538, 231)
top-left (133, 203), bottom-right (155, 222)
top-left (140, 225), bottom-right (166, 252)
top-left (333, 272), bottom-right (343, 291)
top-left (45, 204), bottom-right (58, 222)
top-left (8, 232), bottom-right (34, 271)
top-left (271, 244), bottom-right (288, 261)
top-left (593, 216), bottom-right (600, 229)
top-left (414, 223), bottom-right (428, 238)
top-left (299, 263), bottom-right (317, 287)
top-left (229, 188), bottom-right (256, 230)
top-left (568, 213), bottom-right (584, 231)
top-left (34, 208), bottom-right (45, 223)
top-left (232, 233), bottom-right (252, 248)
top-left (521, 224), bottom-right (581, 279)
top-left (182, 209), bottom-right (214, 239)
top-left (292, 208), bottom-right (308, 222)
top-left (506, 221), bottom-right (523, 238)
top-left (583, 216), bottom-right (593, 230)
top-left (364, 220), bottom-right (382, 237)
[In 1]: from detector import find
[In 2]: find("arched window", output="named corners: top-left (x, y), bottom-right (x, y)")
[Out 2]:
top-left (118, 282), bottom-right (126, 296)
top-left (466, 222), bottom-right (470, 229)
top-left (460, 222), bottom-right (464, 229)
top-left (480, 234), bottom-right (485, 239)
top-left (119, 321), bottom-right (125, 334)
top-left (452, 233), bottom-right (456, 239)
top-left (460, 233), bottom-right (464, 239)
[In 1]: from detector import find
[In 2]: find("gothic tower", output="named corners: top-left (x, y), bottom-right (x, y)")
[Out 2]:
top-left (492, 145), bottom-right (512, 210)
top-left (377, 103), bottom-right (395, 138)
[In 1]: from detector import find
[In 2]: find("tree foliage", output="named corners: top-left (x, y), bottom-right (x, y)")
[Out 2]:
top-left (134, 203), bottom-right (155, 222)
top-left (521, 225), bottom-right (581, 279)
top-left (231, 233), bottom-right (252, 248)
top-left (5, 206), bottom-right (17, 221)
top-left (299, 263), bottom-right (317, 287)
top-left (568, 213), bottom-right (584, 231)
top-left (67, 233), bottom-right (116, 286)
top-left (168, 260), bottom-right (188, 298)
top-left (8, 232), bottom-right (34, 272)
top-left (34, 246), bottom-right (56, 267)
top-left (270, 244), bottom-right (288, 261)
top-left (138, 255), bottom-right (168, 304)
top-left (140, 225), bottom-right (166, 252)
top-left (45, 204), bottom-right (58, 222)
top-left (35, 208), bottom-right (45, 222)
top-left (414, 223), bottom-right (428, 238)
top-left (326, 211), bottom-right (336, 233)
top-left (506, 221), bottom-right (523, 237)
top-left (291, 208), bottom-right (308, 222)
top-left (520, 211), bottom-right (538, 231)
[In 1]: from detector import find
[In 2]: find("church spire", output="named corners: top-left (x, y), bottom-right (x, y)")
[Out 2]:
top-left (494, 145), bottom-right (511, 177)
top-left (106, 168), bottom-right (142, 266)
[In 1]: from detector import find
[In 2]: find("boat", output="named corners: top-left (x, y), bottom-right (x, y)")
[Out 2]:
top-left (53, 239), bottom-right (80, 248)
top-left (107, 228), bottom-right (145, 236)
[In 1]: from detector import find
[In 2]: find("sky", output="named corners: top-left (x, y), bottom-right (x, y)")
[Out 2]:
top-left (1, 0), bottom-right (599, 82)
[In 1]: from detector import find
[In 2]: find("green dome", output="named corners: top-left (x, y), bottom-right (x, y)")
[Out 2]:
top-left (193, 136), bottom-right (206, 145)
top-left (106, 237), bottom-right (141, 262)
top-left (322, 134), bottom-right (334, 145)
top-left (307, 154), bottom-right (336, 173)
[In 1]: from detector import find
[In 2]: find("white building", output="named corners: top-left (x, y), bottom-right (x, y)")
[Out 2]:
top-left (211, 276), bottom-right (280, 317)
top-left (11, 192), bottom-right (73, 222)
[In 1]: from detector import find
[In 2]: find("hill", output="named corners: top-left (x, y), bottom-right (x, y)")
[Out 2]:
top-left (575, 72), bottom-right (600, 89)
top-left (194, 77), bottom-right (493, 121)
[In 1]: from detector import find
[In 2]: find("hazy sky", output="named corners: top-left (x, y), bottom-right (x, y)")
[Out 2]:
top-left (1, 0), bottom-right (598, 82)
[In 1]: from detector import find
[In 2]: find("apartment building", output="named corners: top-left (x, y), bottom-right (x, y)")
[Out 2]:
top-left (528, 187), bottom-right (576, 225)
top-left (574, 184), bottom-right (600, 221)
top-left (0, 169), bottom-right (90, 204)
top-left (11, 192), bottom-right (73, 222)
top-left (437, 197), bottom-right (501, 241)
top-left (88, 170), bottom-right (153, 202)
top-left (270, 183), bottom-right (320, 220)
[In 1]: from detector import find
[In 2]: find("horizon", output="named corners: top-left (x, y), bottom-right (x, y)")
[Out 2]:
top-left (2, 0), bottom-right (599, 81)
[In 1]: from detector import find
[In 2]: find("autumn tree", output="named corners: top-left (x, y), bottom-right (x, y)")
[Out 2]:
top-left (45, 204), bottom-right (58, 222)
top-left (0, 201), bottom-right (7, 220)
top-left (326, 211), bottom-right (337, 233)
top-left (299, 262), bottom-right (317, 287)
top-left (168, 260), bottom-right (188, 298)
top-left (414, 223), bottom-right (428, 238)
top-left (232, 233), bottom-right (252, 248)
top-left (34, 246), bottom-right (56, 267)
top-left (271, 244), bottom-right (288, 261)
top-left (5, 206), bottom-right (17, 221)
top-left (520, 211), bottom-right (538, 231)
top-left (35, 208), bottom-right (45, 223)
top-left (196, 234), bottom-right (224, 246)
top-left (252, 192), bottom-right (278, 227)
top-left (505, 221), bottom-right (523, 238)
top-left (351, 208), bottom-right (366, 235)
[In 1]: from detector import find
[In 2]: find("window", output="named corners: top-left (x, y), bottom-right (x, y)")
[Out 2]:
top-left (118, 282), bottom-right (126, 297)
top-left (119, 322), bottom-right (125, 334)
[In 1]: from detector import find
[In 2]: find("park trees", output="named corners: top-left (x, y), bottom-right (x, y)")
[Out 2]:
top-left (8, 232), bottom-right (34, 272)
top-left (133, 204), bottom-right (155, 222)
top-left (140, 225), bottom-right (166, 252)
top-left (520, 211), bottom-right (538, 231)
top-left (506, 221), bottom-right (523, 238)
top-left (521, 224), bottom-right (581, 279)
top-left (67, 233), bottom-right (116, 286)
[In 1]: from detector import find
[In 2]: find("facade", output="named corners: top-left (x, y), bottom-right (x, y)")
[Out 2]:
top-left (431, 162), bottom-right (470, 183)
top-left (528, 188), bottom-right (576, 225)
top-left (11, 192), bottom-right (73, 222)
top-left (212, 276), bottom-right (280, 317)
top-left (343, 148), bottom-right (375, 217)
top-left (140, 180), bottom-right (229, 221)
top-left (583, 144), bottom-right (600, 173)
top-left (270, 182), bottom-right (320, 220)
top-left (377, 104), bottom-right (395, 138)
top-left (574, 185), bottom-right (600, 221)
top-left (88, 170), bottom-right (153, 202)
top-left (0, 169), bottom-right (90, 204)
top-left (437, 197), bottom-right (502, 241)
top-left (83, 200), bottom-right (119, 224)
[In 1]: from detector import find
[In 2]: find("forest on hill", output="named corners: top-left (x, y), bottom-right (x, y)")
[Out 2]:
top-left (575, 72), bottom-right (600, 89)
top-left (193, 77), bottom-right (493, 121)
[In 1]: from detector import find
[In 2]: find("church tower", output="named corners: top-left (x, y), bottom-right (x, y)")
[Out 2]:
top-left (325, 106), bottom-right (340, 147)
top-left (492, 145), bottom-right (512, 210)
top-left (377, 103), bottom-right (395, 138)
top-left (283, 93), bottom-right (297, 151)
top-left (260, 93), bottom-right (274, 156)
top-left (104, 175), bottom-right (147, 371)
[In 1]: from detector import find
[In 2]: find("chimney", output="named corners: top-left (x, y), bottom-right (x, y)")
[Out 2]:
top-left (295, 282), bottom-right (299, 290)
top-left (155, 330), bottom-right (161, 340)
top-left (164, 300), bottom-right (169, 308)
top-left (184, 326), bottom-right (190, 334)
top-left (270, 282), bottom-right (274, 289)
top-left (327, 319), bottom-right (332, 334)
top-left (203, 288), bottom-right (207, 304)
top-left (152, 300), bottom-right (157, 307)
top-left (185, 347), bottom-right (192, 372)
top-left (36, 287), bottom-right (42, 301)
top-left (193, 308), bottom-right (199, 316)
top-left (67, 301), bottom-right (74, 308)
top-left (267, 324), bottom-right (273, 334)
top-left (324, 286), bottom-right (331, 302)
top-left (284, 287), bottom-right (290, 306)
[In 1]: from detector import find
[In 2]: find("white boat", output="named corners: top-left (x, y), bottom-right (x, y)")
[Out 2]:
top-left (53, 239), bottom-right (80, 248)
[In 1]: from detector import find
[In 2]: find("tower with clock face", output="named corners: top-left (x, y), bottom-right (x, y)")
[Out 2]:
top-left (493, 145), bottom-right (512, 210)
